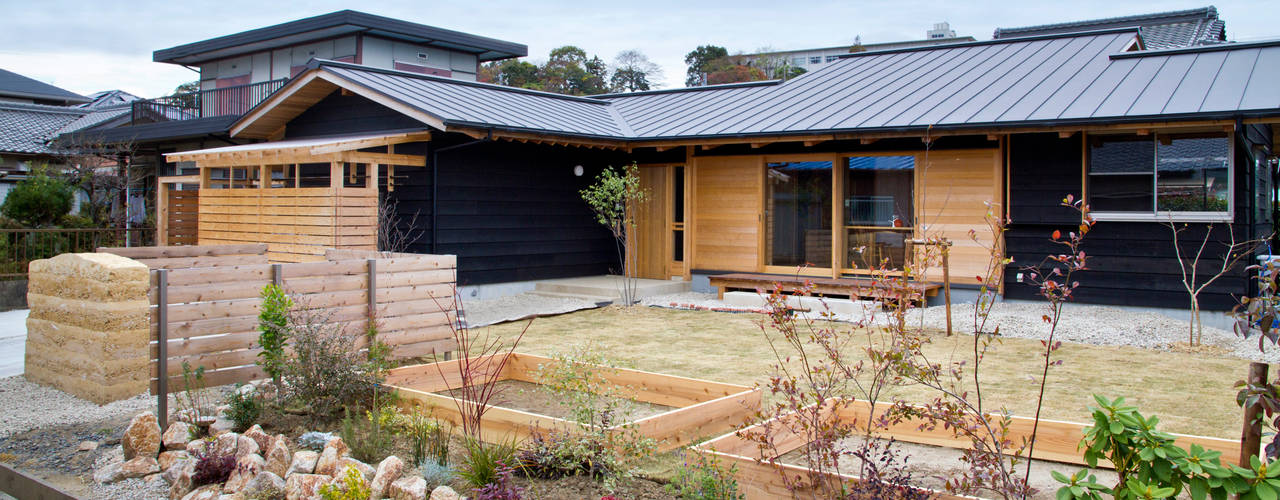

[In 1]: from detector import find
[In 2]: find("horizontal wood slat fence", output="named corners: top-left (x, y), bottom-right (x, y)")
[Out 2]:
top-left (100, 245), bottom-right (458, 395)
top-left (166, 189), bottom-right (199, 246)
top-left (197, 187), bottom-right (378, 263)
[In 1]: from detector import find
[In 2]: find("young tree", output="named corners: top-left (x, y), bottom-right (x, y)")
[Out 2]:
top-left (0, 165), bottom-right (74, 227)
top-left (684, 45), bottom-right (729, 86)
top-left (580, 163), bottom-right (647, 305)
top-left (1167, 221), bottom-right (1271, 345)
top-left (609, 49), bottom-right (662, 92)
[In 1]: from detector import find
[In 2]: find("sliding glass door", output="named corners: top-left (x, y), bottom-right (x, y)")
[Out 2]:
top-left (766, 161), bottom-right (833, 269)
top-left (843, 155), bottom-right (915, 272)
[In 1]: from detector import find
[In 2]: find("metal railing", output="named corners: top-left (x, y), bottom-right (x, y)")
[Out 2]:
top-left (131, 78), bottom-right (288, 124)
top-left (0, 227), bottom-right (156, 279)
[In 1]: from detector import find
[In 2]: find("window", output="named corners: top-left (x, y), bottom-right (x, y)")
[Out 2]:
top-left (767, 161), bottom-right (833, 268)
top-left (809, 56), bottom-right (821, 64)
top-left (844, 156), bottom-right (914, 270)
top-left (1087, 132), bottom-right (1231, 220)
top-left (825, 55), bottom-right (839, 63)
top-left (791, 57), bottom-right (805, 66)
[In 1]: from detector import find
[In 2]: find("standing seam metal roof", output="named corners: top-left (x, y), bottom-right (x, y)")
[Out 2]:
top-left (239, 31), bottom-right (1280, 142)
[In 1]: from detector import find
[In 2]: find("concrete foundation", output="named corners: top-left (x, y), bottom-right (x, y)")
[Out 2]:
top-left (24, 253), bottom-right (150, 404)
top-left (531, 275), bottom-right (690, 303)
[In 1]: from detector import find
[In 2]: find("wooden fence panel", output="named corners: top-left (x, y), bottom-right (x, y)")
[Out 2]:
top-left (150, 252), bottom-right (457, 392)
top-left (100, 244), bottom-right (268, 270)
top-left (167, 190), bottom-right (199, 246)
top-left (197, 188), bottom-right (377, 262)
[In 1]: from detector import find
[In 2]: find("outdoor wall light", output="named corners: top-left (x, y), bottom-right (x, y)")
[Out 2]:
top-left (573, 165), bottom-right (584, 177)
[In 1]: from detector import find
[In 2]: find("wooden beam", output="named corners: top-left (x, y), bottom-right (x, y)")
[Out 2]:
top-left (750, 142), bottom-right (771, 149)
top-left (655, 145), bottom-right (676, 152)
top-left (803, 140), bottom-right (826, 147)
top-left (1136, 128), bottom-right (1150, 136)
top-left (700, 144), bottom-right (720, 151)
top-left (860, 138), bottom-right (877, 145)
top-left (987, 134), bottom-right (1000, 141)
top-left (1058, 131), bottom-right (1076, 139)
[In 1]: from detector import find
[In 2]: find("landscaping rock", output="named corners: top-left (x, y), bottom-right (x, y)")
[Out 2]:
top-left (168, 459), bottom-right (195, 500)
top-left (212, 432), bottom-right (239, 457)
top-left (120, 456), bottom-right (160, 478)
top-left (182, 484), bottom-right (222, 500)
top-left (93, 460), bottom-right (125, 484)
top-left (186, 438), bottom-right (209, 456)
top-left (122, 411), bottom-right (162, 460)
top-left (284, 473), bottom-right (328, 500)
top-left (336, 457), bottom-right (375, 481)
top-left (163, 422), bottom-right (194, 450)
top-left (243, 424), bottom-right (273, 452)
top-left (234, 434), bottom-right (260, 460)
top-left (429, 485), bottom-right (460, 500)
top-left (145, 472), bottom-right (167, 486)
top-left (159, 450), bottom-right (190, 472)
top-left (286, 450), bottom-right (319, 476)
top-left (314, 438), bottom-right (347, 476)
top-left (163, 455), bottom-right (194, 485)
top-left (265, 437), bottom-right (291, 477)
top-left (243, 471), bottom-right (286, 499)
top-left (224, 453), bottom-right (265, 493)
top-left (370, 456), bottom-right (404, 499)
top-left (210, 417), bottom-right (235, 436)
top-left (389, 475), bottom-right (427, 500)
top-left (78, 440), bottom-right (99, 452)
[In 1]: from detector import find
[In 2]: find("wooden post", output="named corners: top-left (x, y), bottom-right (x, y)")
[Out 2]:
top-left (367, 258), bottom-right (377, 322)
top-left (271, 263), bottom-right (282, 287)
top-left (1242, 362), bottom-right (1269, 466)
top-left (156, 181), bottom-right (169, 246)
top-left (942, 242), bottom-right (952, 337)
top-left (156, 269), bottom-right (169, 431)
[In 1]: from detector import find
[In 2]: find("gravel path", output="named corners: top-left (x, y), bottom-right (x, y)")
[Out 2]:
top-left (463, 292), bottom-right (600, 327)
top-left (0, 376), bottom-right (155, 439)
top-left (643, 292), bottom-right (1278, 363)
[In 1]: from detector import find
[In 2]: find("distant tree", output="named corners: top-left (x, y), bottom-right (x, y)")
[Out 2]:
top-left (684, 45), bottom-right (729, 86)
top-left (747, 47), bottom-right (806, 81)
top-left (479, 59), bottom-right (543, 90)
top-left (174, 81), bottom-right (200, 94)
top-left (541, 46), bottom-right (608, 95)
top-left (169, 81), bottom-right (201, 110)
top-left (706, 63), bottom-right (767, 85)
top-left (609, 50), bottom-right (662, 92)
top-left (0, 165), bottom-right (74, 227)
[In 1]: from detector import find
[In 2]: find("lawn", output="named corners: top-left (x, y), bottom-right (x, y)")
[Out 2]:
top-left (485, 305), bottom-right (1251, 439)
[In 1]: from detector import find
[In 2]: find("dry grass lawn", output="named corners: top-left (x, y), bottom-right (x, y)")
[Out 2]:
top-left (485, 305), bottom-right (1250, 439)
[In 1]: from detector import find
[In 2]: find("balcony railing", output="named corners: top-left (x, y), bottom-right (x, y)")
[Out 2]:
top-left (131, 78), bottom-right (288, 124)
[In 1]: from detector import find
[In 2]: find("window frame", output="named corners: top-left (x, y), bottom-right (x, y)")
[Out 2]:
top-left (1086, 130), bottom-right (1234, 223)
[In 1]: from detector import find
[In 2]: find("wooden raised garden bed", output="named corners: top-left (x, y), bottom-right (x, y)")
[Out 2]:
top-left (694, 399), bottom-right (1241, 500)
top-left (386, 353), bottom-right (761, 452)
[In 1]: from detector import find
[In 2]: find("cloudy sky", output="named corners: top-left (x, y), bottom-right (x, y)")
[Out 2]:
top-left (0, 0), bottom-right (1274, 98)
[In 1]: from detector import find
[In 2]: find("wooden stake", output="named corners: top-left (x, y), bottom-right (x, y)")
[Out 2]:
top-left (1242, 362), bottom-right (1269, 466)
top-left (942, 244), bottom-right (952, 337)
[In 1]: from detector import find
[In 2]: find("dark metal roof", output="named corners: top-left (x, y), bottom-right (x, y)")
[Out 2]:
top-left (153, 10), bottom-right (527, 65)
top-left (0, 102), bottom-right (86, 154)
top-left (994, 6), bottom-right (1225, 50)
top-left (67, 116), bottom-right (238, 145)
top-left (0, 68), bottom-right (90, 105)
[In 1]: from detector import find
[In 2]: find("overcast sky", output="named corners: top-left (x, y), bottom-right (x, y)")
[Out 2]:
top-left (0, 0), bottom-right (1274, 98)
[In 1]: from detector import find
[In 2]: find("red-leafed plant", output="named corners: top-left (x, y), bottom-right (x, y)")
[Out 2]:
top-left (430, 290), bottom-right (529, 441)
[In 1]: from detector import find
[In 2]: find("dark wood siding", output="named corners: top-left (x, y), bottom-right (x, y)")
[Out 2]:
top-left (1003, 132), bottom-right (1264, 311)
top-left (284, 92), bottom-right (424, 138)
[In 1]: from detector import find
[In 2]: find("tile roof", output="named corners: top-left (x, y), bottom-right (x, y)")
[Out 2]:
top-left (994, 6), bottom-right (1226, 49)
top-left (0, 68), bottom-right (90, 105)
top-left (0, 102), bottom-right (86, 155)
top-left (220, 31), bottom-right (1280, 143)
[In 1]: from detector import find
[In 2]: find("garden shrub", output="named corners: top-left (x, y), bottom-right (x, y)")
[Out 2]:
top-left (458, 437), bottom-right (518, 489)
top-left (298, 431), bottom-right (337, 451)
top-left (470, 460), bottom-right (524, 500)
top-left (420, 462), bottom-right (456, 490)
top-left (282, 304), bottom-right (386, 417)
top-left (665, 452), bottom-right (743, 500)
top-left (257, 284), bottom-right (291, 390)
top-left (177, 361), bottom-right (213, 425)
top-left (191, 444), bottom-right (235, 486)
top-left (318, 466), bottom-right (372, 500)
top-left (339, 401), bottom-right (399, 464)
top-left (225, 385), bottom-right (261, 432)
top-left (0, 166), bottom-right (73, 227)
top-left (516, 430), bottom-right (613, 480)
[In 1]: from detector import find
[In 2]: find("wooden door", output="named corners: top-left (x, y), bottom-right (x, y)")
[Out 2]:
top-left (634, 165), bottom-right (669, 279)
top-left (691, 157), bottom-right (764, 272)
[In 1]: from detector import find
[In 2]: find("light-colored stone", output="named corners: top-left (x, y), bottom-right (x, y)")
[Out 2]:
top-left (243, 424), bottom-right (272, 452)
top-left (168, 459), bottom-right (195, 500)
top-left (159, 450), bottom-right (190, 472)
top-left (265, 437), bottom-right (291, 478)
top-left (224, 453), bottom-right (265, 493)
top-left (389, 475), bottom-right (427, 500)
top-left (182, 484), bottom-right (222, 500)
top-left (284, 473), bottom-right (328, 500)
top-left (369, 455), bottom-right (404, 500)
top-left (93, 461), bottom-right (125, 484)
top-left (235, 434), bottom-right (260, 461)
top-left (335, 457), bottom-right (375, 482)
top-left (163, 455), bottom-right (194, 485)
top-left (210, 418), bottom-right (235, 436)
top-left (212, 432), bottom-right (239, 458)
top-left (186, 438), bottom-right (209, 456)
top-left (120, 456), bottom-right (159, 478)
top-left (286, 450), bottom-right (319, 476)
top-left (77, 440), bottom-right (99, 452)
top-left (122, 411), bottom-right (162, 460)
top-left (144, 472), bottom-right (166, 486)
top-left (429, 485), bottom-right (460, 500)
top-left (163, 422), bottom-right (194, 450)
top-left (243, 471), bottom-right (286, 499)
top-left (313, 438), bottom-right (347, 477)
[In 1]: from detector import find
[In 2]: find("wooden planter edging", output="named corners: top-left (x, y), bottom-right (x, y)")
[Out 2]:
top-left (693, 399), bottom-right (1240, 500)
top-left (386, 352), bottom-right (761, 452)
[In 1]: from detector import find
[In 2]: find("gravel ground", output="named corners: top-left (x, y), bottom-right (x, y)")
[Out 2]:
top-left (643, 292), bottom-right (1278, 362)
top-left (0, 376), bottom-right (157, 439)
top-left (463, 292), bottom-right (600, 327)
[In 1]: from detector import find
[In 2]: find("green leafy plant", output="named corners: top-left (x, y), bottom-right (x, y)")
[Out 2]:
top-left (257, 284), bottom-right (292, 390)
top-left (402, 409), bottom-right (449, 467)
top-left (340, 398), bottom-right (399, 464)
top-left (666, 452), bottom-right (744, 500)
top-left (579, 163), bottom-right (648, 305)
top-left (282, 303), bottom-right (386, 417)
top-left (0, 166), bottom-right (73, 227)
top-left (458, 437), bottom-right (518, 489)
top-left (225, 385), bottom-right (262, 432)
top-left (318, 465), bottom-right (372, 500)
top-left (177, 361), bottom-right (212, 425)
top-left (516, 429), bottom-right (614, 480)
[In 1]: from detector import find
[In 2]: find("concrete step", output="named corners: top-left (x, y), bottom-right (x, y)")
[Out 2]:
top-left (527, 290), bottom-right (617, 304)
top-left (534, 276), bottom-right (689, 300)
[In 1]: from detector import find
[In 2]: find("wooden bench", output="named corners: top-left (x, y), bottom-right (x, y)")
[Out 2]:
top-left (707, 273), bottom-right (941, 303)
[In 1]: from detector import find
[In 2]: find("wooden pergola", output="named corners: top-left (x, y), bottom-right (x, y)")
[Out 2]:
top-left (161, 131), bottom-right (429, 262)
